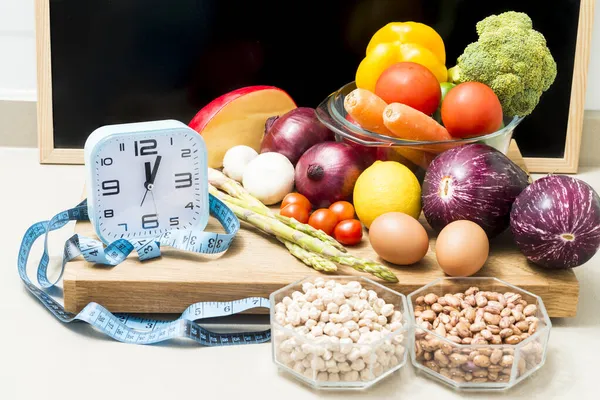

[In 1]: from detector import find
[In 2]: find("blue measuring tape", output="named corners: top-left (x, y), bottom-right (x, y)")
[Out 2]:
top-left (18, 193), bottom-right (271, 346)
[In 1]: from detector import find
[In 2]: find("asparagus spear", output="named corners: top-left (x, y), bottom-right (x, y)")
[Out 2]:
top-left (278, 238), bottom-right (337, 273)
top-left (208, 178), bottom-right (346, 253)
top-left (209, 185), bottom-right (270, 216)
top-left (208, 185), bottom-right (337, 272)
top-left (208, 168), bottom-right (268, 211)
top-left (327, 255), bottom-right (399, 283)
top-left (275, 215), bottom-right (347, 253)
top-left (222, 198), bottom-right (399, 283)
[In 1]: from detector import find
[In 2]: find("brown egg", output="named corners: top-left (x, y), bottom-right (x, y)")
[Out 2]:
top-left (436, 220), bottom-right (489, 276)
top-left (369, 212), bottom-right (429, 265)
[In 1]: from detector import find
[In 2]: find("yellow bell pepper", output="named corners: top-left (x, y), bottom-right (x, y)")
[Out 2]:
top-left (355, 42), bottom-right (399, 93)
top-left (367, 22), bottom-right (446, 64)
top-left (397, 43), bottom-right (448, 83)
top-left (356, 22), bottom-right (448, 91)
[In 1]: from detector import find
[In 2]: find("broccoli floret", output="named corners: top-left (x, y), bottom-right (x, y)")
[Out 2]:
top-left (448, 11), bottom-right (557, 117)
top-left (476, 11), bottom-right (533, 35)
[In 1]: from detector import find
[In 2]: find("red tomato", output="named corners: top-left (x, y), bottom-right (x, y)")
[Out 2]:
top-left (375, 62), bottom-right (441, 116)
top-left (333, 219), bottom-right (363, 245)
top-left (281, 193), bottom-right (312, 212)
top-left (329, 201), bottom-right (355, 221)
top-left (308, 209), bottom-right (339, 236)
top-left (280, 204), bottom-right (310, 224)
top-left (441, 82), bottom-right (503, 138)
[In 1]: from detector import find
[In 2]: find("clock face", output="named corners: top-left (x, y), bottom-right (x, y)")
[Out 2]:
top-left (91, 129), bottom-right (207, 241)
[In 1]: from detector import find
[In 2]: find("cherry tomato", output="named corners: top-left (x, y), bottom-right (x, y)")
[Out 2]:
top-left (308, 209), bottom-right (339, 236)
top-left (281, 193), bottom-right (312, 212)
top-left (374, 62), bottom-right (441, 116)
top-left (441, 82), bottom-right (503, 138)
top-left (280, 204), bottom-right (310, 224)
top-left (333, 219), bottom-right (363, 246)
top-left (329, 201), bottom-right (355, 221)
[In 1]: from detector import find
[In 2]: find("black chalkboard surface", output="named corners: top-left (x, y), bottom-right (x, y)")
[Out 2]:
top-left (46, 0), bottom-right (584, 162)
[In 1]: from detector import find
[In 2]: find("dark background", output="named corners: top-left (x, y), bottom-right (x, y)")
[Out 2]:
top-left (50, 0), bottom-right (581, 158)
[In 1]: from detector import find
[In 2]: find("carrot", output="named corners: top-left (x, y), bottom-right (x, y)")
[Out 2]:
top-left (344, 89), bottom-right (435, 170)
top-left (344, 88), bottom-right (391, 134)
top-left (383, 103), bottom-right (452, 141)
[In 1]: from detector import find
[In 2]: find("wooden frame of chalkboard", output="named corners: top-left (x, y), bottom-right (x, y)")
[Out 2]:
top-left (35, 0), bottom-right (594, 172)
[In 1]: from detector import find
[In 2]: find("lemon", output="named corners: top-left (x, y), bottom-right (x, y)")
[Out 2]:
top-left (353, 161), bottom-right (422, 228)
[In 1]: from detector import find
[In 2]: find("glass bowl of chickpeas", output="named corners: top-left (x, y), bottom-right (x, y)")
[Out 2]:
top-left (270, 276), bottom-right (409, 390)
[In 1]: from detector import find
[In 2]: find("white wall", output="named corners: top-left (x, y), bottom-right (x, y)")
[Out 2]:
top-left (0, 0), bottom-right (36, 101)
top-left (585, 1), bottom-right (600, 109)
top-left (1, 0), bottom-right (599, 108)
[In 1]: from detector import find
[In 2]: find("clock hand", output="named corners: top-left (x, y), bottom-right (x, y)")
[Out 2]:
top-left (140, 163), bottom-right (151, 207)
top-left (140, 156), bottom-right (162, 207)
top-left (140, 161), bottom-right (153, 206)
top-left (150, 190), bottom-right (159, 217)
top-left (140, 188), bottom-right (149, 207)
top-left (144, 161), bottom-right (152, 188)
top-left (148, 155), bottom-right (162, 185)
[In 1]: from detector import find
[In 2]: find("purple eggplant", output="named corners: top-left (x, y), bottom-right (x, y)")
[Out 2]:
top-left (510, 175), bottom-right (600, 269)
top-left (422, 144), bottom-right (530, 238)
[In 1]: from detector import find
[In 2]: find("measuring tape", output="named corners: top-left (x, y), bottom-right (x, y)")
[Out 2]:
top-left (18, 194), bottom-right (271, 346)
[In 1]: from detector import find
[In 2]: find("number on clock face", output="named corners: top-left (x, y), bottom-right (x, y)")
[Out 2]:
top-left (175, 173), bottom-right (192, 188)
top-left (94, 131), bottom-right (204, 240)
top-left (134, 139), bottom-right (158, 156)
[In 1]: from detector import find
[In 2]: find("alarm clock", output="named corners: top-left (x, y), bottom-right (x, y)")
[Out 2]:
top-left (84, 120), bottom-right (209, 244)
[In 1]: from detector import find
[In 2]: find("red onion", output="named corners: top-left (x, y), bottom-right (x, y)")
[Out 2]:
top-left (295, 142), bottom-right (365, 208)
top-left (341, 138), bottom-right (386, 168)
top-left (265, 116), bottom-right (279, 132)
top-left (510, 175), bottom-right (600, 269)
top-left (422, 143), bottom-right (530, 238)
top-left (261, 107), bottom-right (335, 165)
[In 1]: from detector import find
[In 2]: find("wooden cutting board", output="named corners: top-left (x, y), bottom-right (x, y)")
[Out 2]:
top-left (64, 141), bottom-right (579, 317)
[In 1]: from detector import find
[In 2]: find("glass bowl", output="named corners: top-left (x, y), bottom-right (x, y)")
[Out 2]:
top-left (407, 277), bottom-right (551, 391)
top-left (316, 82), bottom-right (525, 177)
top-left (270, 276), bottom-right (409, 390)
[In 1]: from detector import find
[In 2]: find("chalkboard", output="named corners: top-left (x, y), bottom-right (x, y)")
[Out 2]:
top-left (36, 0), bottom-right (593, 172)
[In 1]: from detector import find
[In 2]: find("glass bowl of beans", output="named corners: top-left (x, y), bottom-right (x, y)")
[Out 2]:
top-left (407, 277), bottom-right (551, 391)
top-left (270, 276), bottom-right (409, 390)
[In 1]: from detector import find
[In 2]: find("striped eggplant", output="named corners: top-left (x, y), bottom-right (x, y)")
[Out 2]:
top-left (510, 175), bottom-right (600, 269)
top-left (422, 144), bottom-right (530, 238)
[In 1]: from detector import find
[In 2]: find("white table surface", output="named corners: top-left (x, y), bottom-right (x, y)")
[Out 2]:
top-left (1, 147), bottom-right (598, 400)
